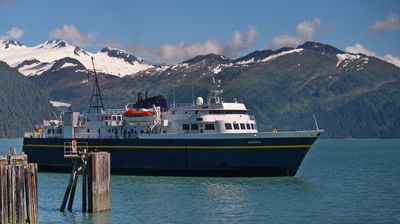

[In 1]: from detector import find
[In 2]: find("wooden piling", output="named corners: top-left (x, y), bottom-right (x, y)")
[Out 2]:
top-left (60, 150), bottom-right (110, 213)
top-left (0, 152), bottom-right (38, 224)
top-left (88, 152), bottom-right (110, 213)
top-left (82, 161), bottom-right (87, 213)
top-left (25, 164), bottom-right (38, 224)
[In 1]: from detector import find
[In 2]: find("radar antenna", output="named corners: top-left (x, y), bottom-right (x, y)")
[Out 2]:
top-left (88, 57), bottom-right (104, 113)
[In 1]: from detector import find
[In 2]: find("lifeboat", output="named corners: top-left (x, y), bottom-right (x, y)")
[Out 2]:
top-left (123, 108), bottom-right (156, 123)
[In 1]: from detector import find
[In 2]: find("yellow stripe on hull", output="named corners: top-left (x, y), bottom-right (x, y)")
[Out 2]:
top-left (24, 144), bottom-right (311, 149)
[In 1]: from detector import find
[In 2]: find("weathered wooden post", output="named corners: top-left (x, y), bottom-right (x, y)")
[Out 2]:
top-left (88, 152), bottom-right (110, 213)
top-left (0, 150), bottom-right (38, 224)
top-left (60, 142), bottom-right (110, 213)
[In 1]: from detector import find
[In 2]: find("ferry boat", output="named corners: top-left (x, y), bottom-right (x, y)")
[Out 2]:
top-left (23, 61), bottom-right (323, 177)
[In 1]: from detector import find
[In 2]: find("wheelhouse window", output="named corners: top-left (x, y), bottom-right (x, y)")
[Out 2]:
top-left (246, 123), bottom-right (250, 129)
top-left (205, 123), bottom-right (215, 130)
top-left (240, 123), bottom-right (246, 129)
top-left (191, 124), bottom-right (198, 131)
top-left (251, 124), bottom-right (255, 129)
top-left (209, 110), bottom-right (248, 114)
top-left (233, 123), bottom-right (239, 130)
top-left (182, 124), bottom-right (190, 131)
top-left (225, 123), bottom-right (232, 130)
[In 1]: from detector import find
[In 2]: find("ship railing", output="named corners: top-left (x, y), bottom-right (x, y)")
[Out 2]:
top-left (73, 133), bottom-right (119, 139)
top-left (104, 109), bottom-right (125, 114)
top-left (73, 133), bottom-right (101, 139)
top-left (174, 103), bottom-right (194, 108)
top-left (24, 132), bottom-right (43, 139)
top-left (64, 140), bottom-right (88, 158)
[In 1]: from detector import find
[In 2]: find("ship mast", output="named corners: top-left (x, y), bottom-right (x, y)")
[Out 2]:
top-left (208, 77), bottom-right (223, 105)
top-left (88, 57), bottom-right (104, 113)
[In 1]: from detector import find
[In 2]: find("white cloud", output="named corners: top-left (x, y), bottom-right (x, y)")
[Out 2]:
top-left (346, 43), bottom-right (400, 68)
top-left (370, 13), bottom-right (400, 32)
top-left (346, 43), bottom-right (377, 56)
top-left (49, 24), bottom-right (96, 47)
top-left (0, 27), bottom-right (24, 40)
top-left (382, 54), bottom-right (400, 68)
top-left (270, 18), bottom-right (321, 49)
top-left (223, 26), bottom-right (257, 56)
top-left (136, 26), bottom-right (257, 64)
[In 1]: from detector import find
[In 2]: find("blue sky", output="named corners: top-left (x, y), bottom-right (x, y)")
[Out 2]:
top-left (1, 0), bottom-right (399, 64)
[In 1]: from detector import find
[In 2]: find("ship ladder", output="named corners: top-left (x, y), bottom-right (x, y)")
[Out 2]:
top-left (64, 140), bottom-right (89, 158)
top-left (149, 105), bottom-right (162, 132)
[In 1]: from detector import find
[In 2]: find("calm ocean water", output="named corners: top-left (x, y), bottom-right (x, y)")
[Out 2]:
top-left (0, 139), bottom-right (399, 224)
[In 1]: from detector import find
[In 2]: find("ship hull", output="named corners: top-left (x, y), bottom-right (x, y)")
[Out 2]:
top-left (23, 135), bottom-right (319, 177)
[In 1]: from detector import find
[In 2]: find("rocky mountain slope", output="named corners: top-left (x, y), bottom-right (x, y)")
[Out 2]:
top-left (1, 40), bottom-right (400, 138)
top-left (0, 61), bottom-right (55, 138)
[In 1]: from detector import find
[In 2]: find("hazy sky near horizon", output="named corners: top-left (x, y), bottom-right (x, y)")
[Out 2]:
top-left (1, 0), bottom-right (399, 64)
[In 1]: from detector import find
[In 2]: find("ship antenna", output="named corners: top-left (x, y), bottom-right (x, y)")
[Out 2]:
top-left (313, 113), bottom-right (320, 130)
top-left (192, 86), bottom-right (195, 106)
top-left (88, 57), bottom-right (105, 113)
top-left (172, 88), bottom-right (176, 108)
top-left (208, 76), bottom-right (223, 105)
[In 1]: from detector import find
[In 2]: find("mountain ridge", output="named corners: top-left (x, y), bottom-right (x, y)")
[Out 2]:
top-left (1, 40), bottom-right (400, 138)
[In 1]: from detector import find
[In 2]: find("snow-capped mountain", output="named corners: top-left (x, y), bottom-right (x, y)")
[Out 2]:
top-left (2, 39), bottom-right (400, 138)
top-left (0, 39), bottom-right (153, 77)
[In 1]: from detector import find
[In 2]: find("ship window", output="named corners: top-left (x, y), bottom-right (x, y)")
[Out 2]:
top-left (197, 118), bottom-right (203, 121)
top-left (225, 123), bottom-right (232, 130)
top-left (233, 123), bottom-right (239, 130)
top-left (246, 123), bottom-right (251, 129)
top-left (240, 123), bottom-right (246, 129)
top-left (205, 123), bottom-right (215, 130)
top-left (47, 129), bottom-right (51, 134)
top-left (251, 124), bottom-right (255, 129)
top-left (191, 124), bottom-right (198, 131)
top-left (117, 116), bottom-right (122, 121)
top-left (87, 129), bottom-right (90, 133)
top-left (112, 116), bottom-right (116, 121)
top-left (182, 124), bottom-right (190, 131)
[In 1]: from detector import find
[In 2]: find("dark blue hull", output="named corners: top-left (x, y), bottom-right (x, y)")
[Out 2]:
top-left (23, 136), bottom-right (318, 177)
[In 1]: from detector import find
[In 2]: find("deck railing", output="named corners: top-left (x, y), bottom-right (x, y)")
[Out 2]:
top-left (64, 141), bottom-right (88, 158)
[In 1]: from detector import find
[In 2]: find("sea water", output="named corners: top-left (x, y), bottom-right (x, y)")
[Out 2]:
top-left (0, 139), bottom-right (399, 224)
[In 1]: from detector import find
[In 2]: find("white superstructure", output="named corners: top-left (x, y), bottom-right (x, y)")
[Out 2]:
top-left (25, 84), bottom-right (261, 140)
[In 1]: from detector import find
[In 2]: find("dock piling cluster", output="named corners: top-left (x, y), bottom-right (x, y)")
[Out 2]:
top-left (60, 151), bottom-right (110, 213)
top-left (0, 149), bottom-right (38, 224)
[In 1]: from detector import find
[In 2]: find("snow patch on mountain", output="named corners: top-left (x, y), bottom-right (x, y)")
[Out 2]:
top-left (50, 100), bottom-right (71, 108)
top-left (236, 58), bottom-right (255, 65)
top-left (336, 53), bottom-right (361, 67)
top-left (212, 63), bottom-right (233, 74)
top-left (19, 62), bottom-right (55, 76)
top-left (261, 48), bottom-right (303, 62)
